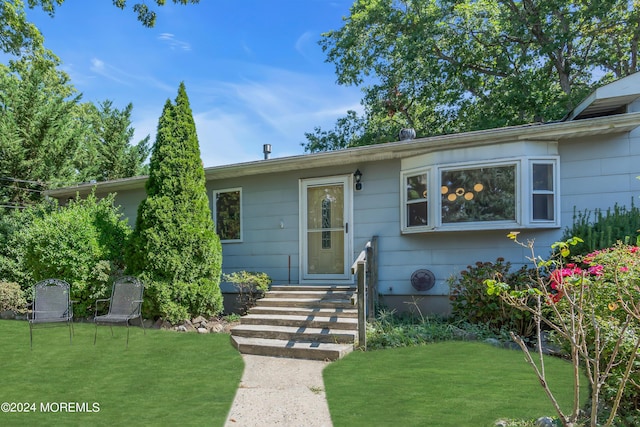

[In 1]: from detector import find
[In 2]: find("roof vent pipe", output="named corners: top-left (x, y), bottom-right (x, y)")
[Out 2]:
top-left (263, 144), bottom-right (272, 160)
top-left (399, 128), bottom-right (416, 141)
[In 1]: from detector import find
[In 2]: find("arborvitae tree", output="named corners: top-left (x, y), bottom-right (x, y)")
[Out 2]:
top-left (125, 82), bottom-right (223, 322)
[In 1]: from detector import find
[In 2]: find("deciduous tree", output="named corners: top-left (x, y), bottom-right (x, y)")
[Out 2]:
top-left (307, 0), bottom-right (640, 151)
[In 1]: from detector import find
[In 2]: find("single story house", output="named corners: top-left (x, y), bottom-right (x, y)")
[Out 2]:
top-left (47, 73), bottom-right (640, 315)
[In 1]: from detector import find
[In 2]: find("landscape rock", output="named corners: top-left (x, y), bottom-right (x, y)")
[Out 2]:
top-left (208, 323), bottom-right (225, 333)
top-left (192, 315), bottom-right (207, 325)
top-left (535, 416), bottom-right (556, 427)
top-left (197, 327), bottom-right (208, 334)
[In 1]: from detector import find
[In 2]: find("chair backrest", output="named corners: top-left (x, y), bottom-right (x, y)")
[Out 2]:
top-left (33, 279), bottom-right (72, 321)
top-left (109, 276), bottom-right (144, 316)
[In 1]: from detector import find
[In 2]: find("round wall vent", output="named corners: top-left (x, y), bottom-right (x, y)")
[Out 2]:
top-left (411, 269), bottom-right (435, 291)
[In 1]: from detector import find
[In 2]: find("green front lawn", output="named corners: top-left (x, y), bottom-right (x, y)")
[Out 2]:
top-left (0, 320), bottom-right (244, 426)
top-left (323, 341), bottom-right (587, 427)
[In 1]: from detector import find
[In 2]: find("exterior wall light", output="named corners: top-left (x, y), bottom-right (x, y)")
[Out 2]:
top-left (354, 169), bottom-right (363, 191)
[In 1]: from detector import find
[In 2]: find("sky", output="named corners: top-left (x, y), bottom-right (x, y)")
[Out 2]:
top-left (22, 0), bottom-right (364, 167)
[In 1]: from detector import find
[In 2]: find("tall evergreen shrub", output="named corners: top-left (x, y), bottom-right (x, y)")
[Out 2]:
top-left (562, 201), bottom-right (640, 256)
top-left (125, 83), bottom-right (223, 322)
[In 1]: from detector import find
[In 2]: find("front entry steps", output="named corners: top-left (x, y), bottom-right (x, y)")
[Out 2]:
top-left (230, 285), bottom-right (358, 361)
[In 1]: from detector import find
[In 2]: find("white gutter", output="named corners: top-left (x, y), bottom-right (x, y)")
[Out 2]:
top-left (46, 111), bottom-right (640, 199)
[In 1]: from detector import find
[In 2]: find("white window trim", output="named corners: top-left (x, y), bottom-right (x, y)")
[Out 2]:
top-left (528, 159), bottom-right (560, 224)
top-left (401, 156), bottom-right (560, 234)
top-left (401, 167), bottom-right (433, 232)
top-left (213, 187), bottom-right (243, 243)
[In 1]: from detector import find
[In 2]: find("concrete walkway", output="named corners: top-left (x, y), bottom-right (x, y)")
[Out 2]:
top-left (225, 354), bottom-right (333, 427)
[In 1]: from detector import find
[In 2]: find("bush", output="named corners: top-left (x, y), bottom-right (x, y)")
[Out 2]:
top-left (20, 193), bottom-right (130, 317)
top-left (0, 281), bottom-right (27, 313)
top-left (573, 244), bottom-right (640, 423)
top-left (448, 258), bottom-right (538, 339)
top-left (223, 271), bottom-right (271, 314)
top-left (562, 202), bottom-right (640, 256)
top-left (0, 202), bottom-right (55, 285)
top-left (125, 84), bottom-right (223, 323)
top-left (365, 309), bottom-right (508, 350)
top-left (488, 237), bottom-right (640, 426)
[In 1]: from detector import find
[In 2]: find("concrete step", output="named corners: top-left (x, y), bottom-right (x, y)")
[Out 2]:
top-left (240, 313), bottom-right (358, 330)
top-left (248, 306), bottom-right (358, 318)
top-left (270, 285), bottom-right (356, 292)
top-left (265, 290), bottom-right (354, 300)
top-left (231, 324), bottom-right (357, 344)
top-left (230, 335), bottom-right (354, 361)
top-left (256, 297), bottom-right (354, 309)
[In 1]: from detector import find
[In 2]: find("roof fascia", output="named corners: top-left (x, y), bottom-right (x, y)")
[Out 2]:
top-left (46, 112), bottom-right (640, 199)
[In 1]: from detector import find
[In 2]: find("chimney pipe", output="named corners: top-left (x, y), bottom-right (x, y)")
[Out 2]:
top-left (263, 144), bottom-right (272, 160)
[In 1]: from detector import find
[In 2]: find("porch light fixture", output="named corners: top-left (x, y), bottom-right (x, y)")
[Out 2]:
top-left (354, 169), bottom-right (363, 191)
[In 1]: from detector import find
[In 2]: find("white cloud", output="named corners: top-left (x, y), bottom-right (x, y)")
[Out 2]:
top-left (158, 33), bottom-right (192, 51)
top-left (294, 31), bottom-right (315, 58)
top-left (131, 62), bottom-right (363, 168)
top-left (88, 57), bottom-right (176, 94)
top-left (186, 63), bottom-right (363, 165)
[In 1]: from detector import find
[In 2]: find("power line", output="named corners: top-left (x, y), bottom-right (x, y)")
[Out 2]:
top-left (0, 176), bottom-right (44, 186)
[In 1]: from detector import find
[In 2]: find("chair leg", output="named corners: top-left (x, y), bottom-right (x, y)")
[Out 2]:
top-left (30, 324), bottom-right (33, 350)
top-left (110, 325), bottom-right (114, 337)
top-left (141, 316), bottom-right (146, 336)
top-left (126, 322), bottom-right (130, 348)
top-left (94, 322), bottom-right (98, 345)
top-left (68, 321), bottom-right (72, 346)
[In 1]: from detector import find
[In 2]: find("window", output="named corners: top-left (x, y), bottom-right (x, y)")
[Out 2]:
top-left (441, 164), bottom-right (516, 224)
top-left (401, 156), bottom-right (559, 233)
top-left (321, 198), bottom-right (332, 249)
top-left (531, 162), bottom-right (555, 222)
top-left (405, 172), bottom-right (428, 227)
top-left (214, 188), bottom-right (242, 242)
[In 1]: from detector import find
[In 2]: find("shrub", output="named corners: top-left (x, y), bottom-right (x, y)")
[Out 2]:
top-left (573, 244), bottom-right (640, 423)
top-left (365, 309), bottom-right (508, 350)
top-left (562, 202), bottom-right (640, 256)
top-left (125, 83), bottom-right (223, 323)
top-left (0, 281), bottom-right (27, 313)
top-left (20, 193), bottom-right (130, 317)
top-left (448, 258), bottom-right (538, 339)
top-left (487, 236), bottom-right (640, 427)
top-left (223, 271), bottom-right (271, 314)
top-left (0, 202), bottom-right (55, 285)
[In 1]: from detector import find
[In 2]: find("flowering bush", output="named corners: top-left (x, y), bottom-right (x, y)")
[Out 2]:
top-left (486, 236), bottom-right (640, 427)
top-left (551, 244), bottom-right (640, 423)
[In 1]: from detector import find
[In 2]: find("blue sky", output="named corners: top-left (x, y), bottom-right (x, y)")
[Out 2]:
top-left (23, 0), bottom-right (363, 167)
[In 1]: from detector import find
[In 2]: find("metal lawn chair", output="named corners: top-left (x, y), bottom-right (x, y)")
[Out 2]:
top-left (28, 278), bottom-right (74, 349)
top-left (94, 276), bottom-right (145, 347)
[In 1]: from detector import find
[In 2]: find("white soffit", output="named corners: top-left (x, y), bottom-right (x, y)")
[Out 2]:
top-left (567, 72), bottom-right (640, 121)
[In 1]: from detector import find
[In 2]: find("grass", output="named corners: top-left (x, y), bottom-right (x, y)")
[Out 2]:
top-left (0, 320), bottom-right (244, 427)
top-left (323, 341), bottom-right (588, 427)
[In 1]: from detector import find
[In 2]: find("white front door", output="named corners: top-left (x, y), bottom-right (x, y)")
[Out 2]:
top-left (300, 176), bottom-right (352, 282)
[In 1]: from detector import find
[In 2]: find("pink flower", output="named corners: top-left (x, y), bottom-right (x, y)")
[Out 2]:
top-left (588, 265), bottom-right (604, 276)
top-left (620, 266), bottom-right (629, 272)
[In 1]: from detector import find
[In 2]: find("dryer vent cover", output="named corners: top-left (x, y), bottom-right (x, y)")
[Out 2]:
top-left (411, 269), bottom-right (435, 291)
